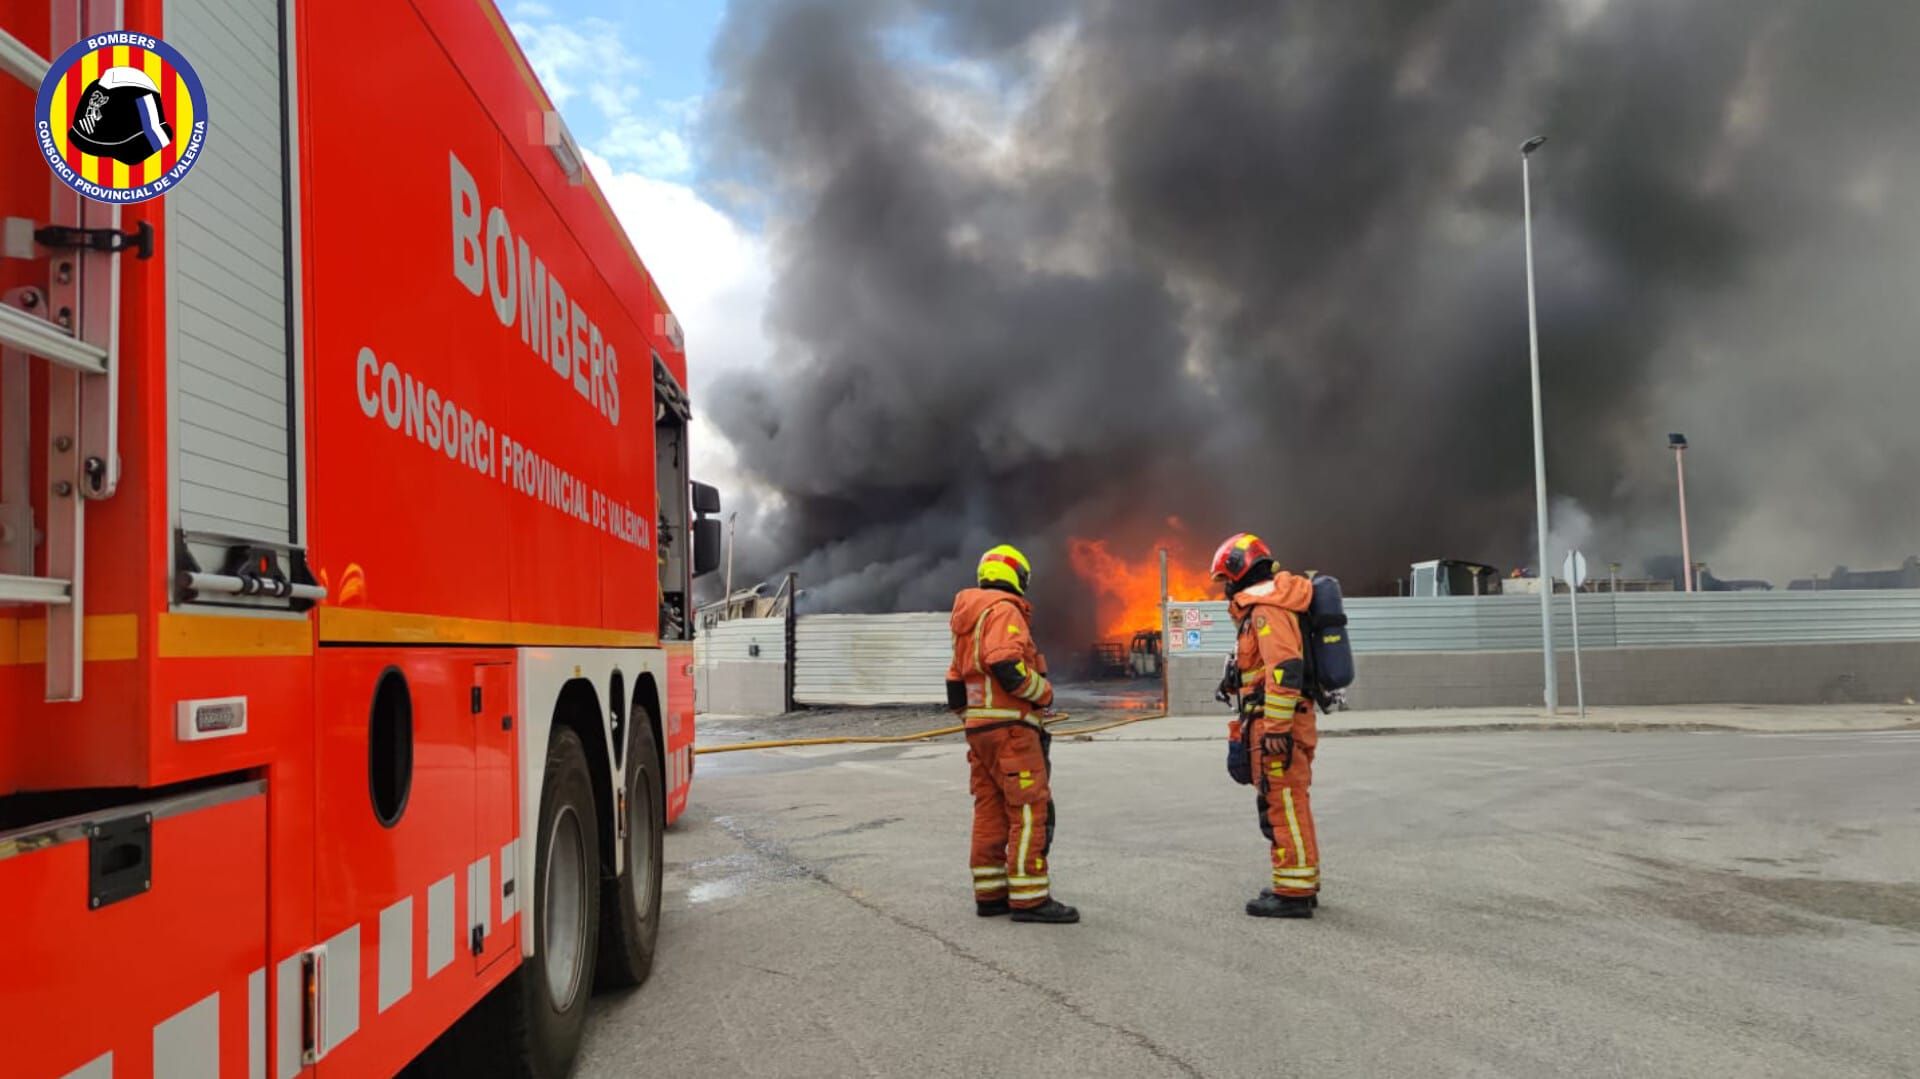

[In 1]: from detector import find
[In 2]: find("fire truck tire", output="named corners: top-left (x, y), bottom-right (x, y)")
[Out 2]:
top-left (596, 720), bottom-right (664, 989)
top-left (443, 726), bottom-right (601, 1079)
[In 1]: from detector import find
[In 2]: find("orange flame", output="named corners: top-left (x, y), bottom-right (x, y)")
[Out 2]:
top-left (1068, 534), bottom-right (1217, 643)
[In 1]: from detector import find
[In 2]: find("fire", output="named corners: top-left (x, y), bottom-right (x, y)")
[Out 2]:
top-left (1068, 534), bottom-right (1218, 643)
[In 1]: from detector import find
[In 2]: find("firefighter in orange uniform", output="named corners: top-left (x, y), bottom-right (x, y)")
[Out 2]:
top-left (1211, 532), bottom-right (1322, 918)
top-left (946, 545), bottom-right (1080, 924)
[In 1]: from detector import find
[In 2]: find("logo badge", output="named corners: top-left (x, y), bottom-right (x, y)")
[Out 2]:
top-left (34, 32), bottom-right (208, 204)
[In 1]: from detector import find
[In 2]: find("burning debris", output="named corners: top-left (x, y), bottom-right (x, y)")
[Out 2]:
top-left (706, 0), bottom-right (1920, 649)
top-left (1068, 534), bottom-right (1216, 645)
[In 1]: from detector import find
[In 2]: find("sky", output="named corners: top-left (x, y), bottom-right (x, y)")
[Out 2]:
top-left (505, 0), bottom-right (768, 498)
top-left (507, 0), bottom-right (718, 179)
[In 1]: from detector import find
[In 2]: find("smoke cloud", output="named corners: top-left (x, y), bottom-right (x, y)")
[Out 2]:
top-left (701, 0), bottom-right (1920, 644)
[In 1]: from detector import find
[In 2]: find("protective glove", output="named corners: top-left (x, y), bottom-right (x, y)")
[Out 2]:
top-left (1226, 719), bottom-right (1252, 785)
top-left (1260, 729), bottom-right (1295, 771)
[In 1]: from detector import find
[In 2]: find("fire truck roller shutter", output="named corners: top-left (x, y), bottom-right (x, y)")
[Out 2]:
top-left (167, 0), bottom-right (300, 546)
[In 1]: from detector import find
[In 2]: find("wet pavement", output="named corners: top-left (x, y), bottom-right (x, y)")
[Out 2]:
top-left (579, 727), bottom-right (1920, 1078)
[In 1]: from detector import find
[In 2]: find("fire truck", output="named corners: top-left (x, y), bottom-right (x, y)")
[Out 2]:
top-left (1, 1), bottom-right (720, 1075)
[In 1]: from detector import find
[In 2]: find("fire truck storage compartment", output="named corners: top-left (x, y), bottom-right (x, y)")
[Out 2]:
top-left (168, 0), bottom-right (304, 589)
top-left (307, 647), bottom-right (522, 1076)
top-left (0, 780), bottom-right (268, 1077)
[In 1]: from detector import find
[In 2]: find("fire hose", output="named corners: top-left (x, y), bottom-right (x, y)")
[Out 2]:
top-left (694, 709), bottom-right (1171, 755)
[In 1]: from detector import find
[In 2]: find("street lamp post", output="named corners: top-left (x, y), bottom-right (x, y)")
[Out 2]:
top-left (724, 510), bottom-right (738, 610)
top-left (1522, 135), bottom-right (1558, 713)
top-left (1669, 433), bottom-right (1693, 593)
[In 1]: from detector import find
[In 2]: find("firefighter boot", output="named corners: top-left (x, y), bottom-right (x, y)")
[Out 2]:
top-left (977, 898), bottom-right (1011, 917)
top-left (1261, 888), bottom-right (1319, 909)
top-left (1246, 892), bottom-right (1315, 919)
top-left (1010, 899), bottom-right (1080, 924)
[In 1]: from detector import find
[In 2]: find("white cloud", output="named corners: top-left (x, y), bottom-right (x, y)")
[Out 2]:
top-left (509, 16), bottom-right (635, 109)
top-left (600, 121), bottom-right (693, 178)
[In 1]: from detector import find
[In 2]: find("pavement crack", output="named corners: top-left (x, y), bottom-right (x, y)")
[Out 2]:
top-left (736, 961), bottom-right (798, 979)
top-left (712, 816), bottom-right (1204, 1079)
top-left (808, 815), bottom-right (905, 839)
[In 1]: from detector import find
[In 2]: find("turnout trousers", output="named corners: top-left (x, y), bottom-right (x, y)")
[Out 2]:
top-left (966, 723), bottom-right (1055, 908)
top-left (1251, 706), bottom-right (1320, 897)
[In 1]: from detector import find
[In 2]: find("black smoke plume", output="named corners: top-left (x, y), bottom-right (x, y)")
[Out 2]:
top-left (703, 0), bottom-right (1920, 646)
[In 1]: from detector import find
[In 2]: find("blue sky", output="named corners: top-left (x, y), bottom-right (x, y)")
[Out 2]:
top-left (506, 0), bottom-right (727, 183)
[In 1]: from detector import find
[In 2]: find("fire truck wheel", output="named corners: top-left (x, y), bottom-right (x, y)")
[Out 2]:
top-left (449, 726), bottom-right (602, 1078)
top-left (525, 726), bottom-right (602, 1073)
top-left (596, 720), bottom-right (664, 989)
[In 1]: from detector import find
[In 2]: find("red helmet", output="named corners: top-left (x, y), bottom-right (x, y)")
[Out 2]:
top-left (1210, 532), bottom-right (1272, 587)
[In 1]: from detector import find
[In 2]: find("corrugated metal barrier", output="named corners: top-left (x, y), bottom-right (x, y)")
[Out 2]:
top-left (1166, 589), bottom-right (1920, 656)
top-left (793, 613), bottom-right (951, 706)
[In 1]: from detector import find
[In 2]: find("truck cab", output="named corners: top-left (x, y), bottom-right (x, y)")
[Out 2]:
top-left (1127, 629), bottom-right (1162, 678)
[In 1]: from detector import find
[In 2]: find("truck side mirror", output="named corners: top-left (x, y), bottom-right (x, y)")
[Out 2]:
top-left (692, 517), bottom-right (722, 577)
top-left (690, 481), bottom-right (721, 516)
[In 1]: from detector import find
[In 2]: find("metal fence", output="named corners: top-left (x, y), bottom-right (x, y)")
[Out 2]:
top-left (1166, 589), bottom-right (1920, 656)
top-left (793, 613), bottom-right (951, 706)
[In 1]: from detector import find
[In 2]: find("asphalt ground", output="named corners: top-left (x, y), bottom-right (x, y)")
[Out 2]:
top-left (579, 727), bottom-right (1920, 1079)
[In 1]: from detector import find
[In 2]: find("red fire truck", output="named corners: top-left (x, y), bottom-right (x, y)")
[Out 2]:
top-left (1, 1), bottom-right (720, 1075)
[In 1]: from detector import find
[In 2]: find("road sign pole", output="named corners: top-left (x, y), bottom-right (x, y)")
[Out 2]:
top-left (1159, 547), bottom-right (1170, 713)
top-left (1569, 583), bottom-right (1586, 718)
top-left (1564, 549), bottom-right (1588, 719)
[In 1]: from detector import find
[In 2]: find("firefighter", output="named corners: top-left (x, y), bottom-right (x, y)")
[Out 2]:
top-left (945, 544), bottom-right (1080, 924)
top-left (1211, 532), bottom-right (1322, 918)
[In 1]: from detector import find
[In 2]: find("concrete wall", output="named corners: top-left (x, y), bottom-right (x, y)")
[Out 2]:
top-left (1168, 652), bottom-right (1234, 717)
top-left (695, 617), bottom-right (789, 716)
top-left (695, 662), bottom-right (788, 717)
top-left (1166, 641), bottom-right (1920, 713)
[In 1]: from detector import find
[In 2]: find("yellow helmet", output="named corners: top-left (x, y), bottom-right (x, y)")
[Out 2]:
top-left (977, 544), bottom-right (1032, 595)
